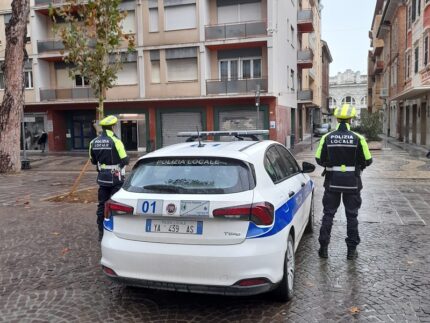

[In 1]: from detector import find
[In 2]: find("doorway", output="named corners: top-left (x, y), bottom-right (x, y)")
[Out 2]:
top-left (120, 120), bottom-right (138, 151)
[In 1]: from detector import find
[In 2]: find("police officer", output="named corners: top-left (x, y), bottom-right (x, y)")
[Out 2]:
top-left (315, 104), bottom-right (372, 260)
top-left (89, 115), bottom-right (129, 241)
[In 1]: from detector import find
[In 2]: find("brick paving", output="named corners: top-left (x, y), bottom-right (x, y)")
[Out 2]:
top-left (0, 144), bottom-right (430, 322)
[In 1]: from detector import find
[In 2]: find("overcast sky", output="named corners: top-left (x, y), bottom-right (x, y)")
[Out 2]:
top-left (321, 0), bottom-right (375, 76)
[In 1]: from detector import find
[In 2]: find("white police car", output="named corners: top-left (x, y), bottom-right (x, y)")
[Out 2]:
top-left (101, 130), bottom-right (315, 301)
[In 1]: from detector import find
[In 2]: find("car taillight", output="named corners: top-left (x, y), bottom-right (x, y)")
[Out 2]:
top-left (212, 202), bottom-right (274, 225)
top-left (104, 200), bottom-right (134, 219)
top-left (235, 278), bottom-right (269, 287)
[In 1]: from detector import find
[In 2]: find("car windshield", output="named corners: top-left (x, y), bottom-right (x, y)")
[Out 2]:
top-left (123, 157), bottom-right (254, 194)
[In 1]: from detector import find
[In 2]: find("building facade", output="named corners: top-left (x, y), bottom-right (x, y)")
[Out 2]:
top-left (369, 0), bottom-right (430, 147)
top-left (328, 70), bottom-right (368, 126)
top-left (0, 0), bottom-right (327, 152)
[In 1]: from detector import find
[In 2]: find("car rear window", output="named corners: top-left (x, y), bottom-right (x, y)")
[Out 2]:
top-left (123, 157), bottom-right (255, 194)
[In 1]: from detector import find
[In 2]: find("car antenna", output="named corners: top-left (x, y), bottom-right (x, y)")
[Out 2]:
top-left (196, 126), bottom-right (204, 147)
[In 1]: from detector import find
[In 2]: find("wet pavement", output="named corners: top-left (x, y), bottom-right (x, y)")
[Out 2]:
top-left (1, 143), bottom-right (430, 322)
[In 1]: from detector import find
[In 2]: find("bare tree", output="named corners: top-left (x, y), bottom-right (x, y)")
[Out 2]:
top-left (0, 0), bottom-right (30, 173)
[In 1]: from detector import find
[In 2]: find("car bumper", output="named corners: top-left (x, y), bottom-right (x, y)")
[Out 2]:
top-left (101, 230), bottom-right (287, 295)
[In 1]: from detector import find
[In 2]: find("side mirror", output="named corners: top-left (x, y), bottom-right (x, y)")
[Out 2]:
top-left (302, 161), bottom-right (315, 173)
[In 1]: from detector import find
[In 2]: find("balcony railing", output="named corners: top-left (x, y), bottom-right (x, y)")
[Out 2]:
top-left (40, 87), bottom-right (95, 101)
top-left (298, 89), bottom-right (313, 102)
top-left (205, 21), bottom-right (267, 40)
top-left (37, 40), bottom-right (64, 53)
top-left (297, 49), bottom-right (313, 68)
top-left (297, 10), bottom-right (314, 33)
top-left (206, 78), bottom-right (268, 95)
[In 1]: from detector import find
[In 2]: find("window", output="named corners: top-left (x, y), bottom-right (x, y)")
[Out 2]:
top-left (414, 44), bottom-right (419, 73)
top-left (217, 1), bottom-right (261, 24)
top-left (290, 25), bottom-right (295, 47)
top-left (391, 59), bottom-right (397, 86)
top-left (264, 145), bottom-right (299, 183)
top-left (121, 10), bottom-right (136, 34)
top-left (275, 145), bottom-right (300, 177)
top-left (24, 71), bottom-right (33, 89)
top-left (149, 8), bottom-right (159, 32)
top-left (328, 97), bottom-right (337, 108)
top-left (75, 75), bottom-right (89, 87)
top-left (425, 35), bottom-right (429, 66)
top-left (115, 63), bottom-right (138, 85)
top-left (167, 58), bottom-right (197, 81)
top-left (0, 73), bottom-right (4, 90)
top-left (360, 96), bottom-right (367, 106)
top-left (341, 96), bottom-right (356, 105)
top-left (407, 5), bottom-right (412, 28)
top-left (412, 0), bottom-right (417, 22)
top-left (290, 69), bottom-right (295, 90)
top-left (164, 2), bottom-right (196, 31)
top-left (124, 157), bottom-right (254, 194)
top-left (219, 58), bottom-right (262, 80)
top-left (406, 52), bottom-right (411, 78)
top-left (150, 50), bottom-right (161, 83)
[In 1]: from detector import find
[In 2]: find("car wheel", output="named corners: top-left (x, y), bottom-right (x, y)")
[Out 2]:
top-left (272, 234), bottom-right (295, 302)
top-left (305, 193), bottom-right (314, 234)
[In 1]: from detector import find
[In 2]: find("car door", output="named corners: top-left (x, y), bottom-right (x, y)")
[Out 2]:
top-left (265, 145), bottom-right (303, 232)
top-left (275, 145), bottom-right (310, 235)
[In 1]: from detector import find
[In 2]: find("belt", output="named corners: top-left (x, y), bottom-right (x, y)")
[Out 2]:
top-left (98, 163), bottom-right (121, 171)
top-left (326, 166), bottom-right (356, 172)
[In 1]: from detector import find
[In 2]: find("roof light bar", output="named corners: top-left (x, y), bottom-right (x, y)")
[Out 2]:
top-left (177, 130), bottom-right (269, 142)
top-left (178, 130), bottom-right (269, 137)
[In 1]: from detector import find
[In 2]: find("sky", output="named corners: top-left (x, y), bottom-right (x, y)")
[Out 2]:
top-left (321, 0), bottom-right (375, 76)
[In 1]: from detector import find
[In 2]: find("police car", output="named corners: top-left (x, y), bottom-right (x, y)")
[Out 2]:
top-left (101, 130), bottom-right (315, 301)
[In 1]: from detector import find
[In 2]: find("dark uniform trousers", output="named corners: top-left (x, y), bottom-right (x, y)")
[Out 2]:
top-left (96, 184), bottom-right (122, 233)
top-left (319, 190), bottom-right (362, 248)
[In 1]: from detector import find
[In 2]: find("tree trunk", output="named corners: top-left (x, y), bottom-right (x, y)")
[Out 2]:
top-left (0, 0), bottom-right (30, 173)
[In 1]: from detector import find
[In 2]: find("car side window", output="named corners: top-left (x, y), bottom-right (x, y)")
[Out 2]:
top-left (265, 146), bottom-right (289, 182)
top-left (275, 145), bottom-right (300, 177)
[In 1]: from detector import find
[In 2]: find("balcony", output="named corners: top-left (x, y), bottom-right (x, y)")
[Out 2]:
top-left (205, 21), bottom-right (267, 41)
top-left (40, 87), bottom-right (95, 101)
top-left (374, 60), bottom-right (384, 74)
top-left (37, 40), bottom-right (64, 53)
top-left (206, 78), bottom-right (268, 95)
top-left (297, 49), bottom-right (313, 69)
top-left (297, 89), bottom-right (313, 102)
top-left (297, 10), bottom-right (314, 33)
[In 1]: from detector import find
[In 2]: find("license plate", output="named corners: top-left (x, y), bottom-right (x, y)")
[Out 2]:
top-left (146, 219), bottom-right (203, 235)
top-left (136, 199), bottom-right (163, 215)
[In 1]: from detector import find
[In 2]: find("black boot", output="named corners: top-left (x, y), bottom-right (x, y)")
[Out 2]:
top-left (347, 247), bottom-right (357, 260)
top-left (98, 230), bottom-right (104, 242)
top-left (318, 246), bottom-right (328, 258)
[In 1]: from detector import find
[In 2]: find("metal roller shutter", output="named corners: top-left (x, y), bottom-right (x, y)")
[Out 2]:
top-left (218, 109), bottom-right (264, 131)
top-left (161, 112), bottom-right (202, 147)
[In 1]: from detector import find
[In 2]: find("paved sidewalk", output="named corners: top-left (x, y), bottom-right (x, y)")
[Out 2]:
top-left (1, 142), bottom-right (429, 322)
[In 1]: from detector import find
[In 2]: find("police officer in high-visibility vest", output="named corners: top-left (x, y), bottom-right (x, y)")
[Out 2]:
top-left (315, 104), bottom-right (372, 260)
top-left (89, 115), bottom-right (129, 241)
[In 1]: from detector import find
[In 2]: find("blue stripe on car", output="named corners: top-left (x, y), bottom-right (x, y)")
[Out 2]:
top-left (246, 179), bottom-right (313, 239)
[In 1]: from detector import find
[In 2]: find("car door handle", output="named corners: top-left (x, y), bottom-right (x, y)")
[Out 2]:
top-left (301, 182), bottom-right (305, 187)
top-left (288, 191), bottom-right (295, 198)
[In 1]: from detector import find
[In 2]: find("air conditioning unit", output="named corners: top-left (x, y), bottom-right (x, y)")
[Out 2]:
top-left (380, 88), bottom-right (388, 98)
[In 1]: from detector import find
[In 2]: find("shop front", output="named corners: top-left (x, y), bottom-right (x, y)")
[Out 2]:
top-left (21, 113), bottom-right (48, 151)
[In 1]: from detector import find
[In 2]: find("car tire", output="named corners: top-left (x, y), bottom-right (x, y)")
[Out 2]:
top-left (272, 234), bottom-right (295, 302)
top-left (304, 193), bottom-right (314, 234)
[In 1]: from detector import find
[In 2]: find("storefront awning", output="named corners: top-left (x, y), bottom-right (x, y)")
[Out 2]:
top-left (391, 86), bottom-right (430, 101)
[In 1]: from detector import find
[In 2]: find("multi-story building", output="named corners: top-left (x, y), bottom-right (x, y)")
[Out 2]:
top-left (0, 0), bottom-right (326, 152)
top-left (297, 0), bottom-right (324, 140)
top-left (321, 39), bottom-right (332, 122)
top-left (369, 0), bottom-right (430, 146)
top-left (328, 70), bottom-right (368, 126)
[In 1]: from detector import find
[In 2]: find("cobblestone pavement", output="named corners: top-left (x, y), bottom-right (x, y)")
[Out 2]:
top-left (1, 144), bottom-right (430, 322)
